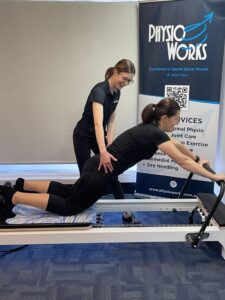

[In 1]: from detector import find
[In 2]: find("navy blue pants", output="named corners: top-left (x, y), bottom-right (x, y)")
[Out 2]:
top-left (46, 155), bottom-right (116, 216)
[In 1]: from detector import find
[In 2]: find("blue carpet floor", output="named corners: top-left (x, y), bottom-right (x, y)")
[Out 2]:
top-left (0, 202), bottom-right (225, 300)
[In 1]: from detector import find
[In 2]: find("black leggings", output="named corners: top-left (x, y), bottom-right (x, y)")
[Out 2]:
top-left (46, 156), bottom-right (113, 216)
top-left (73, 131), bottom-right (124, 199)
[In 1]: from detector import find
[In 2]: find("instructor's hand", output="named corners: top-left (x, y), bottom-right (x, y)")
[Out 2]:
top-left (98, 150), bottom-right (118, 173)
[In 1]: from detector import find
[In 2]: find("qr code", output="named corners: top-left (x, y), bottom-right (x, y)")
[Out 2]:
top-left (165, 85), bottom-right (190, 110)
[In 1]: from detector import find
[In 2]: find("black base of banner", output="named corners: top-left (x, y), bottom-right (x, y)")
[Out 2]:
top-left (136, 172), bottom-right (214, 198)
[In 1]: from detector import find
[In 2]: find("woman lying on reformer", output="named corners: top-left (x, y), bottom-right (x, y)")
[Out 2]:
top-left (1, 98), bottom-right (225, 217)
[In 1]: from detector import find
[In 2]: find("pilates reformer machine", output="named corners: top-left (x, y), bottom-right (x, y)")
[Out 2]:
top-left (0, 164), bottom-right (225, 258)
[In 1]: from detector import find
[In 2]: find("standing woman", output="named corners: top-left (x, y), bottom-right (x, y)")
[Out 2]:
top-left (73, 59), bottom-right (139, 224)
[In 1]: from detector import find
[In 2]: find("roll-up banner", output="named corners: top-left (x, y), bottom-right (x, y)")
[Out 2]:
top-left (137, 0), bottom-right (225, 198)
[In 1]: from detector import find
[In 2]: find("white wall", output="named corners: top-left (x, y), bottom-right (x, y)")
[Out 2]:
top-left (0, 2), bottom-right (138, 163)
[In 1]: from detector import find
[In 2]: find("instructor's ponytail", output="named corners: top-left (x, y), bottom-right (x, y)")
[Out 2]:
top-left (105, 67), bottom-right (115, 80)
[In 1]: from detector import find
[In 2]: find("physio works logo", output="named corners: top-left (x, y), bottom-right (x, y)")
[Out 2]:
top-left (148, 13), bottom-right (214, 61)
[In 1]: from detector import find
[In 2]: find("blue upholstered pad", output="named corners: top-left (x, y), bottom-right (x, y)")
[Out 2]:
top-left (6, 204), bottom-right (95, 224)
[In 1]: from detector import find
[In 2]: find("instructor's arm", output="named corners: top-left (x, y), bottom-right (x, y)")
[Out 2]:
top-left (106, 110), bottom-right (116, 146)
top-left (92, 102), bottom-right (117, 173)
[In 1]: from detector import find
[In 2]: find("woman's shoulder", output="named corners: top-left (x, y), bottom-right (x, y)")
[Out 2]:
top-left (92, 80), bottom-right (108, 91)
top-left (137, 122), bottom-right (157, 130)
top-left (136, 122), bottom-right (168, 136)
top-left (89, 80), bottom-right (109, 97)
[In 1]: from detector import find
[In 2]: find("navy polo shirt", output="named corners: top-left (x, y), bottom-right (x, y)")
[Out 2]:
top-left (74, 80), bottom-right (120, 136)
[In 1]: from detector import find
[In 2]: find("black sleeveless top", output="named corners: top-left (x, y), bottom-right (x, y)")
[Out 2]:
top-left (107, 122), bottom-right (170, 174)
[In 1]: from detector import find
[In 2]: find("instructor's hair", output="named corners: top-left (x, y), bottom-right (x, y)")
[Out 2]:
top-left (105, 59), bottom-right (136, 80)
top-left (142, 98), bottom-right (180, 125)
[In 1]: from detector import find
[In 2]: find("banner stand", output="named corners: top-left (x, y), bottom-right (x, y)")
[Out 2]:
top-left (137, 0), bottom-right (225, 198)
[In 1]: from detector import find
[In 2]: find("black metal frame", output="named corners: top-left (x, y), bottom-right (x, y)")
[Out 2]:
top-left (185, 164), bottom-right (225, 248)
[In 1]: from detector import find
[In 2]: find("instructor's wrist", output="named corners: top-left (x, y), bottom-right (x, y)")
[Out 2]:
top-left (99, 146), bottom-right (107, 153)
top-left (100, 149), bottom-right (108, 155)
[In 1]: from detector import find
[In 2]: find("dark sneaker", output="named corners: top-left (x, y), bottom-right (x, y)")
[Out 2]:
top-left (0, 182), bottom-right (13, 194)
top-left (0, 194), bottom-right (15, 219)
top-left (0, 182), bottom-right (13, 196)
top-left (4, 182), bottom-right (13, 188)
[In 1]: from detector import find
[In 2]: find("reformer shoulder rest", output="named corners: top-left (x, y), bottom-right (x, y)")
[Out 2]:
top-left (198, 192), bottom-right (225, 227)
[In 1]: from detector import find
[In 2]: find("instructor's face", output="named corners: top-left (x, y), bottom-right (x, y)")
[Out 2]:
top-left (116, 72), bottom-right (134, 90)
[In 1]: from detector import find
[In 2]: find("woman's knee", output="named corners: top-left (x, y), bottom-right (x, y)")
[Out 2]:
top-left (47, 181), bottom-right (71, 198)
top-left (46, 195), bottom-right (75, 216)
